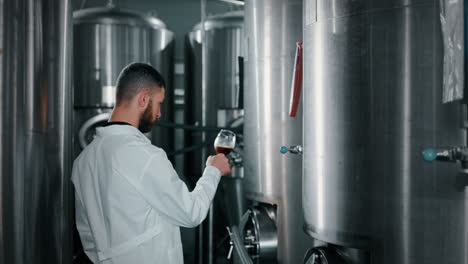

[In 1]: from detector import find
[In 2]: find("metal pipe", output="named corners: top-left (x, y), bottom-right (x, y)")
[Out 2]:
top-left (198, 1), bottom-right (214, 263)
top-left (217, 0), bottom-right (245, 6)
top-left (167, 142), bottom-right (212, 157)
top-left (155, 121), bottom-right (242, 132)
top-left (58, 0), bottom-right (73, 262)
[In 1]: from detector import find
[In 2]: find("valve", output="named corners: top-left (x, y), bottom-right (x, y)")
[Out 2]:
top-left (303, 247), bottom-right (349, 264)
top-left (280, 145), bottom-right (303, 154)
top-left (422, 148), bottom-right (438, 162)
top-left (230, 150), bottom-right (243, 167)
top-left (422, 147), bottom-right (468, 162)
top-left (226, 226), bottom-right (253, 264)
top-left (422, 146), bottom-right (468, 173)
top-left (227, 240), bottom-right (234, 260)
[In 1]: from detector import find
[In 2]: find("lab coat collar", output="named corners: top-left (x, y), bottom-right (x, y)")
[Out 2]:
top-left (95, 124), bottom-right (151, 143)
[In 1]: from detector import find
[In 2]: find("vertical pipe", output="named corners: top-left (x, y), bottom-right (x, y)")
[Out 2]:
top-left (58, 0), bottom-right (73, 262)
top-left (0, 2), bottom-right (4, 261)
top-left (199, 1), bottom-right (211, 263)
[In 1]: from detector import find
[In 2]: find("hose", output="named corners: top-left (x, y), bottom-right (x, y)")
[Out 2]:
top-left (155, 121), bottom-right (242, 132)
top-left (161, 117), bottom-right (243, 157)
top-left (167, 141), bottom-right (212, 157)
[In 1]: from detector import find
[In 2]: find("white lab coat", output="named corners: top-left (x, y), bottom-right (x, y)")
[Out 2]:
top-left (71, 124), bottom-right (221, 264)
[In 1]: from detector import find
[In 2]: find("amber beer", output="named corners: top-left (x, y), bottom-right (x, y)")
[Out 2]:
top-left (214, 129), bottom-right (236, 156)
top-left (215, 145), bottom-right (234, 155)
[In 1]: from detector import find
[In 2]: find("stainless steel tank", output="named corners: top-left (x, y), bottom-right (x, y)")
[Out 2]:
top-left (185, 11), bottom-right (245, 264)
top-left (243, 0), bottom-right (313, 263)
top-left (303, 0), bottom-right (467, 263)
top-left (185, 11), bottom-right (244, 178)
top-left (73, 6), bottom-right (175, 153)
top-left (0, 0), bottom-right (73, 263)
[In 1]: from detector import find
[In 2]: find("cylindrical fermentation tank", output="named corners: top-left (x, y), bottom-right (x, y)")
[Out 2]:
top-left (73, 6), bottom-right (175, 154)
top-left (185, 11), bottom-right (244, 179)
top-left (0, 0), bottom-right (73, 263)
top-left (242, 0), bottom-right (313, 263)
top-left (303, 0), bottom-right (467, 263)
top-left (185, 11), bottom-right (245, 263)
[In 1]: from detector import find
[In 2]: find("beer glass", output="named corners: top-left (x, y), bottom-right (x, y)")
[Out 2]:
top-left (214, 129), bottom-right (236, 155)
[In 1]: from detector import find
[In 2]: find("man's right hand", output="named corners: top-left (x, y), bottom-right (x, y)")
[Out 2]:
top-left (206, 154), bottom-right (232, 176)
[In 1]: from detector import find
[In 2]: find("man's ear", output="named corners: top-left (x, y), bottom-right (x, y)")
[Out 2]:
top-left (137, 90), bottom-right (151, 109)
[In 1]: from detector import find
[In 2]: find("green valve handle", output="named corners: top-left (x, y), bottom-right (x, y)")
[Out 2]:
top-left (280, 145), bottom-right (302, 154)
top-left (422, 148), bottom-right (437, 162)
top-left (280, 146), bottom-right (289, 154)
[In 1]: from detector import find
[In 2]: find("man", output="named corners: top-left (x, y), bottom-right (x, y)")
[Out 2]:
top-left (71, 62), bottom-right (231, 263)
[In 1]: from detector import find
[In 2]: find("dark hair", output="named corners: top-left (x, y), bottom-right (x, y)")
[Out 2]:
top-left (115, 62), bottom-right (166, 104)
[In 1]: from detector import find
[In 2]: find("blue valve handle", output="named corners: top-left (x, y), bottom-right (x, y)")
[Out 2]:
top-left (280, 146), bottom-right (289, 154)
top-left (422, 148), bottom-right (437, 162)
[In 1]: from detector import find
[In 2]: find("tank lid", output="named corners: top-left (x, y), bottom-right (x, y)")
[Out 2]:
top-left (73, 6), bottom-right (167, 28)
top-left (193, 11), bottom-right (244, 31)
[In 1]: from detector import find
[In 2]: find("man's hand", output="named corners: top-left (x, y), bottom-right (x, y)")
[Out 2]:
top-left (206, 154), bottom-right (232, 176)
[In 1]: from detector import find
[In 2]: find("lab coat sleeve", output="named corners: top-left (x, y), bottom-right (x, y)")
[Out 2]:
top-left (75, 195), bottom-right (99, 263)
top-left (137, 150), bottom-right (222, 228)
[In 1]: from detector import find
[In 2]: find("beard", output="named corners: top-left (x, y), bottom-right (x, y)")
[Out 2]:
top-left (138, 101), bottom-right (157, 133)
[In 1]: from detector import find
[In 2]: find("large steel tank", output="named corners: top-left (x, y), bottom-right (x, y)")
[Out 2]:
top-left (303, 0), bottom-right (467, 263)
top-left (185, 11), bottom-right (245, 264)
top-left (185, 11), bottom-right (244, 179)
top-left (0, 0), bottom-right (73, 263)
top-left (242, 0), bottom-right (313, 263)
top-left (73, 6), bottom-right (175, 154)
